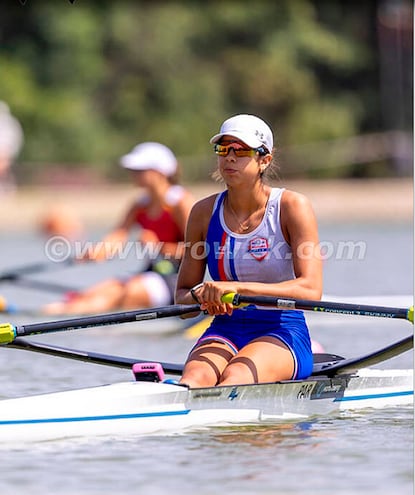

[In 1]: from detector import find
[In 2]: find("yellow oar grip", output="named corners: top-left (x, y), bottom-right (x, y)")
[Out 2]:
top-left (0, 323), bottom-right (16, 344)
top-left (221, 293), bottom-right (235, 305)
top-left (221, 292), bottom-right (249, 307)
top-left (408, 306), bottom-right (414, 324)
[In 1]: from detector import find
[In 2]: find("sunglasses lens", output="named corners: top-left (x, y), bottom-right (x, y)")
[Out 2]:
top-left (214, 144), bottom-right (228, 156)
top-left (234, 149), bottom-right (255, 157)
top-left (214, 144), bottom-right (255, 157)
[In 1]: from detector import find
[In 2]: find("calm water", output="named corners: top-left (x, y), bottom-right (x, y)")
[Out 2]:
top-left (0, 222), bottom-right (413, 495)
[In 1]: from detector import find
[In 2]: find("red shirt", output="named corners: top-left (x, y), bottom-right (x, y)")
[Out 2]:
top-left (135, 207), bottom-right (183, 243)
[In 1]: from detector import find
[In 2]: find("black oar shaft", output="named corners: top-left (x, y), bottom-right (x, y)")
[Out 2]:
top-left (9, 338), bottom-right (184, 375)
top-left (12, 277), bottom-right (78, 293)
top-left (14, 304), bottom-right (201, 337)
top-left (0, 259), bottom-right (75, 282)
top-left (313, 335), bottom-right (413, 376)
top-left (0, 262), bottom-right (51, 281)
top-left (231, 294), bottom-right (411, 320)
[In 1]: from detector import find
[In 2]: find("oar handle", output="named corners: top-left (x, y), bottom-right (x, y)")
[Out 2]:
top-left (221, 293), bottom-right (414, 323)
top-left (0, 303), bottom-right (201, 344)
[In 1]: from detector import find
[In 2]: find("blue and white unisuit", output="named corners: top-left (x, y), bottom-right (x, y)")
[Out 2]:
top-left (198, 188), bottom-right (313, 380)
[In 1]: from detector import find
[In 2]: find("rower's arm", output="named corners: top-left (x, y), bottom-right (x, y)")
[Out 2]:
top-left (175, 197), bottom-right (214, 311)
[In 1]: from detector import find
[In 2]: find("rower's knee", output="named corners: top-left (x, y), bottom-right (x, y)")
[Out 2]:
top-left (219, 358), bottom-right (258, 385)
top-left (180, 372), bottom-right (214, 388)
top-left (180, 364), bottom-right (217, 388)
top-left (122, 277), bottom-right (151, 308)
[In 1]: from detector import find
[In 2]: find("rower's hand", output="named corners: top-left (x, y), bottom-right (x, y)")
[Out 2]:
top-left (195, 281), bottom-right (236, 316)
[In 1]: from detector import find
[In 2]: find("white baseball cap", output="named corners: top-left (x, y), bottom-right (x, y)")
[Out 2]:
top-left (120, 142), bottom-right (177, 176)
top-left (210, 114), bottom-right (273, 152)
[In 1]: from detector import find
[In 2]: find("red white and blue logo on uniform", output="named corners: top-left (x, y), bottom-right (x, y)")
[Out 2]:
top-left (248, 237), bottom-right (269, 261)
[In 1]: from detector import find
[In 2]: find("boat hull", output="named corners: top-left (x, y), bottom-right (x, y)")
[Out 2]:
top-left (0, 368), bottom-right (412, 443)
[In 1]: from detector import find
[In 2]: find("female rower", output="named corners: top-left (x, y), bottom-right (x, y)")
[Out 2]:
top-left (175, 114), bottom-right (322, 387)
top-left (43, 142), bottom-right (194, 315)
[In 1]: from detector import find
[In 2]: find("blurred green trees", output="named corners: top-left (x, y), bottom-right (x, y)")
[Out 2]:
top-left (0, 0), bottom-right (412, 180)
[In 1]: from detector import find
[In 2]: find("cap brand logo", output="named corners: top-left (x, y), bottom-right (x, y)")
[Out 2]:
top-left (255, 130), bottom-right (264, 140)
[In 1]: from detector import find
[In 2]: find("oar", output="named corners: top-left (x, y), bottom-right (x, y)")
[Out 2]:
top-left (221, 293), bottom-right (414, 323)
top-left (0, 258), bottom-right (76, 283)
top-left (0, 303), bottom-right (201, 345)
top-left (5, 278), bottom-right (78, 294)
top-left (313, 335), bottom-right (413, 376)
top-left (0, 258), bottom-right (80, 295)
top-left (8, 337), bottom-right (184, 375)
top-left (6, 337), bottom-right (336, 376)
top-left (9, 335), bottom-right (412, 378)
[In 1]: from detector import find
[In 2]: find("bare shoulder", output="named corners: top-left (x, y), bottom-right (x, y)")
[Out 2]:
top-left (188, 193), bottom-right (221, 234)
top-left (280, 189), bottom-right (318, 236)
top-left (281, 189), bottom-right (314, 213)
top-left (281, 188), bottom-right (311, 205)
top-left (125, 197), bottom-right (147, 217)
top-left (191, 193), bottom-right (220, 216)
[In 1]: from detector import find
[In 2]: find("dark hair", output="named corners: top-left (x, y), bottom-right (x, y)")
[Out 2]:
top-left (261, 150), bottom-right (280, 184)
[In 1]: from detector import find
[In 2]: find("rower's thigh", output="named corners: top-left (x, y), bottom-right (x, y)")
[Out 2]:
top-left (124, 272), bottom-right (171, 307)
top-left (183, 341), bottom-right (236, 386)
top-left (225, 338), bottom-right (295, 383)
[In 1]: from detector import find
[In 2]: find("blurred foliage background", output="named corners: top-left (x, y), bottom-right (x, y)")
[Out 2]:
top-left (0, 0), bottom-right (412, 184)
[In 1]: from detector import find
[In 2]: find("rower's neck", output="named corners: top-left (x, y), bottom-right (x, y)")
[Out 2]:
top-left (226, 183), bottom-right (270, 213)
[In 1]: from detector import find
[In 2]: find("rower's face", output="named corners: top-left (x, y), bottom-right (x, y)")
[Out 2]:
top-left (216, 137), bottom-right (268, 184)
top-left (130, 169), bottom-right (163, 188)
